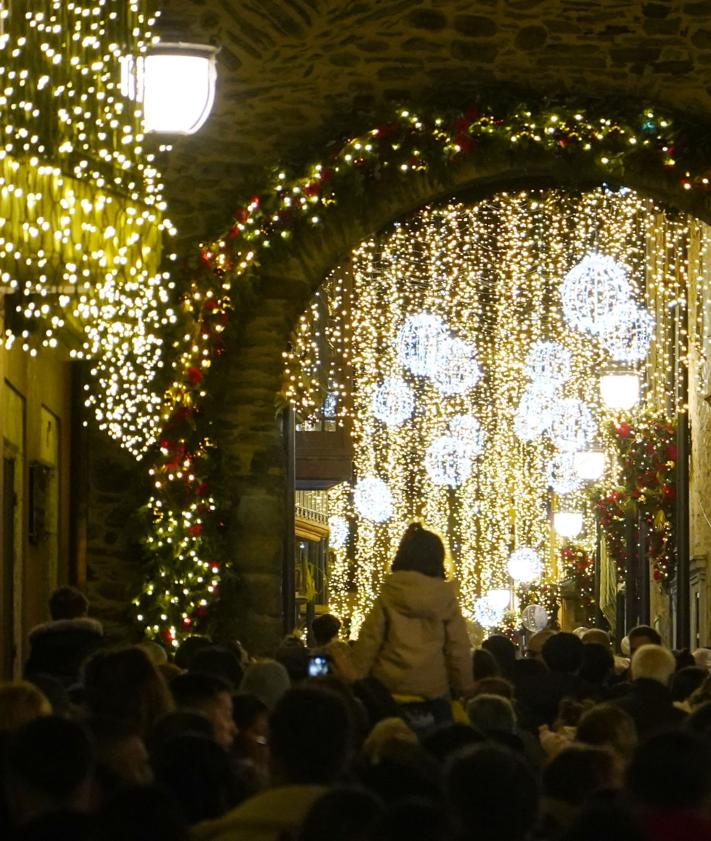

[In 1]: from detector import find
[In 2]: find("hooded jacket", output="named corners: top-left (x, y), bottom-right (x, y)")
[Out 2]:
top-left (352, 570), bottom-right (473, 700)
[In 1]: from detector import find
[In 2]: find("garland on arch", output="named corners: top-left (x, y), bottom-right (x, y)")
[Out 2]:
top-left (560, 544), bottom-right (595, 625)
top-left (133, 97), bottom-right (707, 645)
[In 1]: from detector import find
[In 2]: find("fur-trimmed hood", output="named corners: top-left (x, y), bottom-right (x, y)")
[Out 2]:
top-left (29, 616), bottom-right (103, 641)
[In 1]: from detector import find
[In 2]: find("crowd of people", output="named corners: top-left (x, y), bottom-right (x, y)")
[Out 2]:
top-left (2, 524), bottom-right (711, 840)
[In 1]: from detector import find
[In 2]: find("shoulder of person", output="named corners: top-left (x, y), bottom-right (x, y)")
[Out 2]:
top-left (29, 617), bottom-right (104, 640)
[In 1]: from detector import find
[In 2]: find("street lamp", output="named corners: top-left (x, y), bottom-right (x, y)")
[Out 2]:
top-left (574, 449), bottom-right (606, 482)
top-left (122, 42), bottom-right (218, 135)
top-left (553, 511), bottom-right (584, 539)
top-left (600, 369), bottom-right (640, 411)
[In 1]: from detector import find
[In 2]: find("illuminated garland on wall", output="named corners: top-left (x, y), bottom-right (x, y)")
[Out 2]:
top-left (560, 544), bottom-right (595, 625)
top-left (136, 97), bottom-right (711, 644)
top-left (1, 1), bottom-right (175, 455)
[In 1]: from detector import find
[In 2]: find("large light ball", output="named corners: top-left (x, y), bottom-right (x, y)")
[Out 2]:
top-left (425, 435), bottom-right (473, 487)
top-left (472, 593), bottom-right (506, 628)
top-left (507, 547), bottom-right (543, 583)
top-left (546, 452), bottom-right (584, 495)
top-left (328, 515), bottom-right (349, 550)
top-left (521, 604), bottom-right (549, 632)
top-left (574, 449), bottom-right (606, 482)
top-left (372, 376), bottom-right (415, 427)
top-left (549, 398), bottom-right (596, 452)
top-left (354, 477), bottom-right (394, 523)
top-left (561, 252), bottom-right (633, 335)
top-left (430, 337), bottom-right (483, 395)
top-left (449, 414), bottom-right (486, 458)
top-left (524, 341), bottom-right (572, 392)
top-left (602, 303), bottom-right (655, 363)
top-left (600, 371), bottom-right (640, 411)
top-left (395, 312), bottom-right (449, 377)
top-left (553, 511), bottom-right (584, 539)
top-left (514, 386), bottom-right (555, 442)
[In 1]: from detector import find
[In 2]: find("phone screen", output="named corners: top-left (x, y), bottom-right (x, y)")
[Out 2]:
top-left (308, 655), bottom-right (330, 677)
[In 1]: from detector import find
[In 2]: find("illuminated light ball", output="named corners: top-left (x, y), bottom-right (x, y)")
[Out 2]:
top-left (514, 386), bottom-right (555, 442)
top-left (549, 398), bottom-right (596, 452)
top-left (524, 341), bottom-right (572, 393)
top-left (546, 451), bottom-right (584, 496)
top-left (449, 413), bottom-right (486, 458)
top-left (328, 515), bottom-right (349, 550)
top-left (395, 312), bottom-right (449, 377)
top-left (561, 252), bottom-right (632, 335)
top-left (601, 303), bottom-right (655, 363)
top-left (472, 593), bottom-right (507, 629)
top-left (424, 435), bottom-right (474, 487)
top-left (488, 588), bottom-right (511, 609)
top-left (507, 547), bottom-right (543, 583)
top-left (353, 477), bottom-right (394, 523)
top-left (521, 604), bottom-right (549, 633)
top-left (430, 337), bottom-right (483, 395)
top-left (372, 376), bottom-right (415, 427)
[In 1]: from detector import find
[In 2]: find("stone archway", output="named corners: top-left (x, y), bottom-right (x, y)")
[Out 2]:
top-left (211, 129), bottom-right (711, 653)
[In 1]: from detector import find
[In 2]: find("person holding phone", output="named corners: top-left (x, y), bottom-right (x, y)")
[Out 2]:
top-left (352, 522), bottom-right (473, 734)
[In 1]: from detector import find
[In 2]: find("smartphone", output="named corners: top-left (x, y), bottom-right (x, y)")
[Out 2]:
top-left (308, 654), bottom-right (330, 677)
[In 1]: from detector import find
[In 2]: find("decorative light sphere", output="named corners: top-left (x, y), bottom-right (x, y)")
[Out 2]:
top-left (395, 312), bottom-right (449, 377)
top-left (372, 377), bottom-right (415, 427)
top-left (546, 452), bottom-right (584, 495)
top-left (507, 547), bottom-right (543, 583)
top-left (489, 588), bottom-right (512, 609)
top-left (449, 414), bottom-right (486, 458)
top-left (328, 515), bottom-right (349, 550)
top-left (553, 511), bottom-right (584, 539)
top-left (430, 337), bottom-right (482, 395)
top-left (561, 252), bottom-right (632, 335)
top-left (353, 477), bottom-right (394, 523)
top-left (472, 593), bottom-right (506, 628)
top-left (521, 604), bottom-right (549, 633)
top-left (574, 449), bottom-right (606, 482)
top-left (524, 341), bottom-right (572, 392)
top-left (514, 387), bottom-right (555, 442)
top-left (600, 371), bottom-right (640, 411)
top-left (549, 398), bottom-right (596, 452)
top-left (601, 303), bottom-right (655, 363)
top-left (425, 435), bottom-right (473, 487)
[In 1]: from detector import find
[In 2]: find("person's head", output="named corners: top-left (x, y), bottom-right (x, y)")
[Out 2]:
top-left (27, 674), bottom-right (72, 717)
top-left (472, 648), bottom-right (500, 681)
top-left (542, 632), bottom-right (584, 674)
top-left (189, 645), bottom-right (244, 690)
top-left (239, 659), bottom-right (290, 710)
top-left (147, 710), bottom-right (214, 757)
top-left (49, 585), bottom-right (89, 621)
top-left (391, 522), bottom-right (445, 579)
top-left (675, 648), bottom-right (696, 671)
top-left (153, 733), bottom-right (239, 824)
top-left (671, 666), bottom-right (708, 702)
top-left (312, 614), bottom-right (341, 647)
top-left (136, 640), bottom-right (169, 667)
top-left (422, 723), bottom-right (484, 764)
top-left (232, 692), bottom-right (269, 767)
top-left (361, 739), bottom-right (444, 806)
top-left (526, 629), bottom-right (555, 659)
top-left (575, 703), bottom-right (637, 761)
top-left (297, 787), bottom-right (384, 841)
top-left (544, 745), bottom-right (620, 805)
top-left (83, 647), bottom-right (174, 738)
top-left (0, 681), bottom-right (52, 731)
top-left (469, 676), bottom-right (515, 701)
top-left (630, 644), bottom-right (676, 686)
top-left (169, 672), bottom-right (236, 750)
top-left (690, 674), bottom-right (711, 709)
top-left (447, 744), bottom-right (539, 841)
top-left (373, 797), bottom-right (453, 841)
top-left (482, 635), bottom-right (517, 677)
top-left (275, 640), bottom-right (310, 683)
top-left (582, 629), bottom-right (612, 649)
top-left (269, 686), bottom-right (352, 784)
top-left (362, 717), bottom-right (418, 761)
top-left (627, 730), bottom-right (711, 811)
top-left (7, 716), bottom-right (94, 824)
top-left (579, 642), bottom-right (614, 685)
top-left (466, 694), bottom-right (516, 736)
top-left (85, 715), bottom-right (153, 791)
top-left (628, 625), bottom-right (662, 657)
top-left (174, 635), bottom-right (212, 671)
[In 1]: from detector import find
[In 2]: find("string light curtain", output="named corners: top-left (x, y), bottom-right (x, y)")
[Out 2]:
top-left (286, 188), bottom-right (695, 634)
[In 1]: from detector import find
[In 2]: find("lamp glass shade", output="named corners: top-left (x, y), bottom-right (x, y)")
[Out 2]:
top-left (599, 371), bottom-right (640, 411)
top-left (574, 449), bottom-right (606, 482)
top-left (553, 511), bottom-right (584, 539)
top-left (488, 588), bottom-right (511, 609)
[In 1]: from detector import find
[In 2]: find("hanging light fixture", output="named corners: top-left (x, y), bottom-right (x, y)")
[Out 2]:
top-left (122, 42), bottom-right (218, 135)
top-left (553, 511), bottom-right (584, 539)
top-left (574, 449), bottom-right (606, 482)
top-left (600, 369), bottom-right (640, 411)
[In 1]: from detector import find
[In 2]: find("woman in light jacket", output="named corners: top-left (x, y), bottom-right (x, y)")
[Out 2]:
top-left (352, 522), bottom-right (473, 733)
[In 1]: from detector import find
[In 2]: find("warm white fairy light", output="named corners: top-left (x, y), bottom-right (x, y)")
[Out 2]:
top-left (430, 337), bottom-right (482, 395)
top-left (328, 515), bottom-right (349, 550)
top-left (525, 340), bottom-right (572, 392)
top-left (514, 386), bottom-right (555, 442)
top-left (425, 435), bottom-right (474, 487)
top-left (547, 451), bottom-right (585, 495)
top-left (549, 398), bottom-right (596, 452)
top-left (507, 547), bottom-right (543, 583)
top-left (562, 252), bottom-right (633, 335)
top-left (372, 376), bottom-right (415, 427)
top-left (353, 477), bottom-right (394, 523)
top-left (395, 312), bottom-right (449, 376)
top-left (602, 303), bottom-right (655, 362)
top-left (449, 414), bottom-right (486, 457)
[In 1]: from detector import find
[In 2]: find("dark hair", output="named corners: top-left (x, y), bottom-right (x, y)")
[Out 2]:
top-left (671, 666), bottom-right (707, 702)
top-left (447, 744), bottom-right (539, 841)
top-left (481, 636), bottom-right (516, 679)
top-left (575, 704), bottom-right (637, 759)
top-left (472, 648), bottom-right (500, 681)
top-left (422, 723), bottom-right (484, 764)
top-left (174, 635), bottom-right (212, 670)
top-left (189, 645), bottom-right (244, 690)
top-left (627, 730), bottom-right (711, 810)
top-left (374, 797), bottom-right (453, 841)
top-left (170, 672), bottom-right (232, 710)
top-left (297, 787), bottom-right (384, 841)
top-left (391, 523), bottom-right (445, 579)
top-left (270, 687), bottom-right (352, 784)
top-left (469, 676), bottom-right (515, 701)
top-left (579, 642), bottom-right (614, 684)
top-left (628, 625), bottom-right (662, 647)
top-left (275, 640), bottom-right (310, 683)
top-left (49, 586), bottom-right (88, 621)
top-left (360, 740), bottom-right (444, 806)
top-left (542, 632), bottom-right (583, 674)
top-left (312, 614), bottom-right (341, 647)
top-left (147, 711), bottom-right (214, 756)
top-left (8, 716), bottom-right (93, 799)
top-left (231, 692), bottom-right (268, 731)
top-left (544, 745), bottom-right (617, 805)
